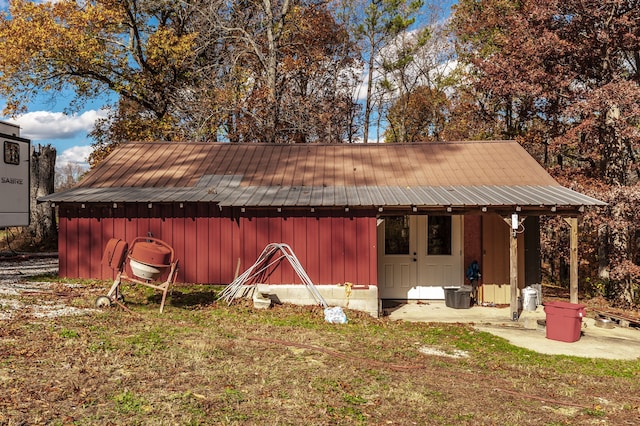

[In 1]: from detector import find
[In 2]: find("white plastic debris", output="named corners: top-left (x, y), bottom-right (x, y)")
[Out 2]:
top-left (324, 306), bottom-right (347, 324)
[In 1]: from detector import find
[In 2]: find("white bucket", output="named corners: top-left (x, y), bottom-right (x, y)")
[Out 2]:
top-left (522, 286), bottom-right (538, 311)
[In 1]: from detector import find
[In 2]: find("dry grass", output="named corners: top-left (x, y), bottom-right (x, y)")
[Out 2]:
top-left (1, 281), bottom-right (639, 425)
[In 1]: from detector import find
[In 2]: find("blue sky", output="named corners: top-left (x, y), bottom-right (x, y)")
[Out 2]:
top-left (1, 0), bottom-right (458, 170)
top-left (3, 101), bottom-right (109, 169)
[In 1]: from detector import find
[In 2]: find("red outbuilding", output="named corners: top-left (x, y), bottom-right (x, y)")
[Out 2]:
top-left (40, 141), bottom-right (604, 317)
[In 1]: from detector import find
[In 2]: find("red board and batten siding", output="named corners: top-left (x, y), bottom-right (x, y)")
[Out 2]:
top-left (57, 204), bottom-right (378, 287)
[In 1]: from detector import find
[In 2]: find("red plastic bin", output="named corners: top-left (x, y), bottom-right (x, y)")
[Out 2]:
top-left (543, 301), bottom-right (586, 342)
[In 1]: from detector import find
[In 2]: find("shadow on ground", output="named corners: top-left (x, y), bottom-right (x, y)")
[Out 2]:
top-left (151, 289), bottom-right (219, 308)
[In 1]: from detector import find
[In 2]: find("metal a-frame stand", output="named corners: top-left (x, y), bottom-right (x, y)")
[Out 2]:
top-left (219, 243), bottom-right (328, 308)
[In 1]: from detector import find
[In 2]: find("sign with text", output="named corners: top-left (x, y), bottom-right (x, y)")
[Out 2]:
top-left (0, 135), bottom-right (30, 227)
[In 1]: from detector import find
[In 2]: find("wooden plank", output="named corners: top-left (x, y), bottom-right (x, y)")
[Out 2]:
top-left (510, 232), bottom-right (518, 320)
top-left (280, 215), bottom-right (296, 284)
top-left (331, 214), bottom-right (345, 284)
top-left (87, 210), bottom-right (100, 279)
top-left (355, 216), bottom-right (370, 285)
top-left (306, 213), bottom-right (321, 284)
top-left (292, 215), bottom-right (308, 284)
top-left (58, 208), bottom-right (70, 278)
top-left (504, 215), bottom-right (519, 320)
top-left (482, 214), bottom-right (509, 285)
top-left (77, 209), bottom-right (91, 279)
top-left (208, 209), bottom-right (222, 284)
top-left (564, 217), bottom-right (579, 304)
top-left (593, 309), bottom-right (640, 328)
top-left (95, 206), bottom-right (111, 279)
top-left (195, 203), bottom-right (209, 284)
top-left (318, 215), bottom-right (333, 284)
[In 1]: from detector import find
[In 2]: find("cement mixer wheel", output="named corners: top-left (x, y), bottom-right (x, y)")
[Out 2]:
top-left (95, 296), bottom-right (112, 308)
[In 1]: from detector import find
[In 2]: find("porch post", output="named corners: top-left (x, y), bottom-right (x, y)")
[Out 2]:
top-left (564, 217), bottom-right (579, 303)
top-left (509, 227), bottom-right (518, 320)
top-left (503, 214), bottom-right (524, 321)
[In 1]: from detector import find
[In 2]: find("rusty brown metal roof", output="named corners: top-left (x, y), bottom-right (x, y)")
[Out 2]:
top-left (75, 141), bottom-right (559, 188)
top-left (41, 141), bottom-right (605, 212)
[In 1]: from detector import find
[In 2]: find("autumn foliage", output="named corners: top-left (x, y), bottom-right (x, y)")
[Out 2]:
top-left (0, 0), bottom-right (362, 154)
top-left (452, 0), bottom-right (640, 306)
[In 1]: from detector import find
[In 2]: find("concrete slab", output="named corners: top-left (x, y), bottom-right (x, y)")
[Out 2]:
top-left (386, 301), bottom-right (640, 360)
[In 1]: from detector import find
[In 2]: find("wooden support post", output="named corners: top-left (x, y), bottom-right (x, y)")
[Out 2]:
top-left (510, 230), bottom-right (519, 321)
top-left (564, 217), bottom-right (579, 304)
top-left (503, 214), bottom-right (525, 321)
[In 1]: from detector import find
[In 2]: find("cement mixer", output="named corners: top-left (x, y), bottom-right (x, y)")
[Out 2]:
top-left (97, 237), bottom-right (179, 313)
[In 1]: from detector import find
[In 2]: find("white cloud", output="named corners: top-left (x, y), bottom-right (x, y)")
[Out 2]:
top-left (13, 109), bottom-right (107, 140)
top-left (56, 145), bottom-right (92, 169)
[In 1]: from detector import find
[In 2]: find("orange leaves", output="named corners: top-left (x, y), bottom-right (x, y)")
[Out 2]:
top-left (0, 0), bottom-right (117, 114)
top-left (0, 0), bottom-right (197, 117)
top-left (0, 0), bottom-right (359, 146)
top-left (145, 27), bottom-right (197, 70)
top-left (2, 0), bottom-right (114, 62)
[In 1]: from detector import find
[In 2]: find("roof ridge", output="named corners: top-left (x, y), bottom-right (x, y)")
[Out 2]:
top-left (120, 140), bottom-right (517, 147)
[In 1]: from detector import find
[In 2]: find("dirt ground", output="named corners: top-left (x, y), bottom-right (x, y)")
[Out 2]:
top-left (1, 256), bottom-right (640, 425)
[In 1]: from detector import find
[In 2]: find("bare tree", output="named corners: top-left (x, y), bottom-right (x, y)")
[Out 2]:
top-left (55, 162), bottom-right (87, 191)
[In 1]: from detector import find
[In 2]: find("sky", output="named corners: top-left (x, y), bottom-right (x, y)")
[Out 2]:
top-left (0, 0), bottom-right (458, 170)
top-left (5, 106), bottom-right (109, 169)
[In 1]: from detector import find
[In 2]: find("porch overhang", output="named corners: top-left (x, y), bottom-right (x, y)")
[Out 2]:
top-left (39, 184), bottom-right (605, 213)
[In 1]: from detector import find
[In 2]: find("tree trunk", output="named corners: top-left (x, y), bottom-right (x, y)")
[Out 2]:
top-left (603, 105), bottom-right (628, 185)
top-left (597, 224), bottom-right (609, 280)
top-left (262, 0), bottom-right (290, 143)
top-left (362, 41), bottom-right (375, 144)
top-left (264, 0), bottom-right (278, 143)
top-left (26, 144), bottom-right (57, 249)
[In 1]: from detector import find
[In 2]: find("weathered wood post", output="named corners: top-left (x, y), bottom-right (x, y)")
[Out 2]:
top-left (505, 213), bottom-right (525, 321)
top-left (564, 217), bottom-right (579, 304)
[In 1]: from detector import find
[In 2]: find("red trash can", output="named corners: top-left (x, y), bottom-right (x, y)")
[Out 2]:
top-left (543, 301), bottom-right (586, 342)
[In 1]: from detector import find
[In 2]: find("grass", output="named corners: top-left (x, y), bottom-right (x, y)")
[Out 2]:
top-left (113, 390), bottom-right (149, 414)
top-left (1, 279), bottom-right (639, 425)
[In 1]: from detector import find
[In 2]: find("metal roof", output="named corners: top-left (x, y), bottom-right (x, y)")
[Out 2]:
top-left (42, 184), bottom-right (604, 210)
top-left (71, 140), bottom-right (562, 188)
top-left (39, 141), bottom-right (606, 212)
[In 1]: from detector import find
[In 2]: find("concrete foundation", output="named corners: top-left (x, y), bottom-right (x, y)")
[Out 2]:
top-left (245, 284), bottom-right (379, 317)
top-left (252, 284), bottom-right (273, 309)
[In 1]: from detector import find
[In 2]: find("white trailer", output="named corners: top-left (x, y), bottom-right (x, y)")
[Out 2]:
top-left (0, 121), bottom-right (30, 227)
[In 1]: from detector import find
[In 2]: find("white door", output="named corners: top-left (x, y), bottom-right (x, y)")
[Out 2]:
top-left (416, 215), bottom-right (464, 298)
top-left (378, 215), bottom-right (463, 299)
top-left (377, 216), bottom-right (418, 299)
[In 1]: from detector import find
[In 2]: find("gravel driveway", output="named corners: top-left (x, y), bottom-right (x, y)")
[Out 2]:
top-left (0, 255), bottom-right (97, 319)
top-left (0, 255), bottom-right (59, 285)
